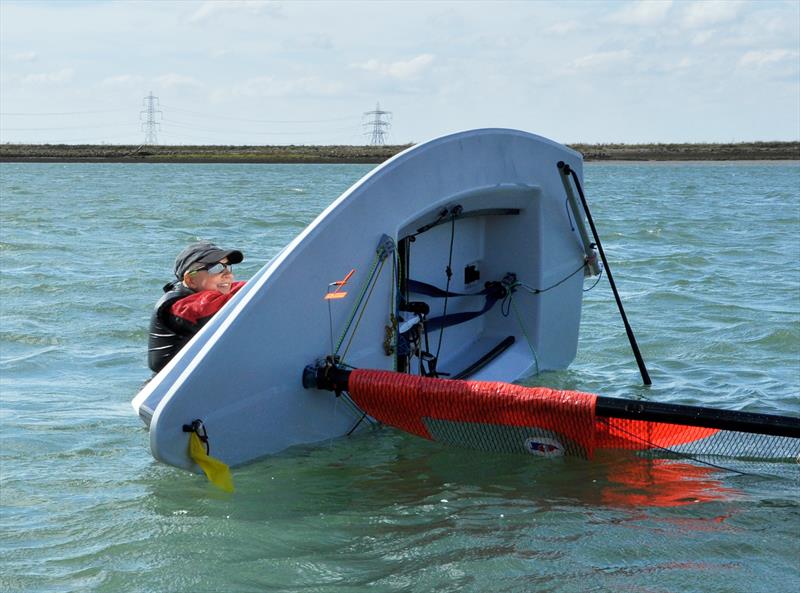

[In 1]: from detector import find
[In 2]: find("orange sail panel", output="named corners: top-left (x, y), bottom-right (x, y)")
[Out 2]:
top-left (346, 369), bottom-right (723, 458)
top-left (348, 369), bottom-right (598, 456)
top-left (597, 418), bottom-right (718, 451)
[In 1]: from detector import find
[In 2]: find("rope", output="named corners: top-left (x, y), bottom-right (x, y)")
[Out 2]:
top-left (498, 261), bottom-right (588, 317)
top-left (584, 267), bottom-right (604, 292)
top-left (340, 257), bottom-right (387, 362)
top-left (328, 386), bottom-right (379, 432)
top-left (497, 260), bottom-right (590, 375)
top-left (434, 211), bottom-right (458, 363)
top-left (515, 262), bottom-right (587, 296)
top-left (510, 298), bottom-right (540, 375)
top-left (333, 252), bottom-right (382, 356)
top-left (391, 251), bottom-right (399, 371)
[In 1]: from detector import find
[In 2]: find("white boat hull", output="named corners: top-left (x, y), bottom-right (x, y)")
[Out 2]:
top-left (132, 129), bottom-right (590, 470)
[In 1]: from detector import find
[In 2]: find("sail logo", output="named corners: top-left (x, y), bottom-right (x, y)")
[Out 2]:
top-left (524, 436), bottom-right (563, 457)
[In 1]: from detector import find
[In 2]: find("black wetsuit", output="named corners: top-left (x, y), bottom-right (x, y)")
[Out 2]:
top-left (147, 282), bottom-right (196, 373)
top-left (147, 280), bottom-right (246, 373)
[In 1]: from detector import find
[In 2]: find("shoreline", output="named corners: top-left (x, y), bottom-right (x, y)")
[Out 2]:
top-left (1, 141), bottom-right (798, 163)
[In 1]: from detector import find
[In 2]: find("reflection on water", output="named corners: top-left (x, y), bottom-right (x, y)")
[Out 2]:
top-left (133, 430), bottom-right (765, 592)
top-left (594, 455), bottom-right (740, 508)
top-left (144, 429), bottom-right (742, 520)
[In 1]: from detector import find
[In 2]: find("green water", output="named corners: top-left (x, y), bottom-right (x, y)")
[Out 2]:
top-left (1, 162), bottom-right (798, 592)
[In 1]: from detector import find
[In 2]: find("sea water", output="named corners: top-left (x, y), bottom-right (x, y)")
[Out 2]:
top-left (1, 161), bottom-right (798, 592)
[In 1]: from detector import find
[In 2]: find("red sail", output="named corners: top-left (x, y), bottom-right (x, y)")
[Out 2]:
top-left (347, 369), bottom-right (718, 457)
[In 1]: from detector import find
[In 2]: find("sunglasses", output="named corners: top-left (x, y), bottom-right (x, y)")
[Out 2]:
top-left (190, 262), bottom-right (233, 275)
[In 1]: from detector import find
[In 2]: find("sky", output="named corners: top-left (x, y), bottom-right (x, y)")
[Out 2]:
top-left (1, 0), bottom-right (798, 146)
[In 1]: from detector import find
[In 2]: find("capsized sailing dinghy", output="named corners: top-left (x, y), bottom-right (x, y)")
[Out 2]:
top-left (133, 128), bottom-right (599, 469)
top-left (132, 128), bottom-right (799, 474)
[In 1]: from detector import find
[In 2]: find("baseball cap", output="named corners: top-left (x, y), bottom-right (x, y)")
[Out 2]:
top-left (174, 241), bottom-right (244, 279)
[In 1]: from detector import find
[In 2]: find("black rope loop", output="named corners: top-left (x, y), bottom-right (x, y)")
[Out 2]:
top-left (182, 419), bottom-right (210, 455)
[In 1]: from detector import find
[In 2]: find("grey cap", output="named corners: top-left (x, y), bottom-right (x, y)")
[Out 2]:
top-left (174, 241), bottom-right (244, 279)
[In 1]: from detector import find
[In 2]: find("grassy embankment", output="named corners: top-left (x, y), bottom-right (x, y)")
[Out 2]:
top-left (1, 141), bottom-right (798, 163)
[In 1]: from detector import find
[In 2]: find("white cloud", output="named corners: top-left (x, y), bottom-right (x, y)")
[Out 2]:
top-left (607, 0), bottom-right (673, 25)
top-left (681, 0), bottom-right (744, 28)
top-left (658, 56), bottom-right (694, 73)
top-left (189, 0), bottom-right (284, 23)
top-left (101, 74), bottom-right (145, 87)
top-left (287, 34), bottom-right (334, 51)
top-left (22, 68), bottom-right (74, 85)
top-left (353, 54), bottom-right (435, 80)
top-left (215, 76), bottom-right (344, 100)
top-left (0, 0), bottom-right (797, 144)
top-left (472, 34), bottom-right (524, 51)
top-left (155, 73), bottom-right (202, 88)
top-left (571, 50), bottom-right (633, 71)
top-left (738, 49), bottom-right (797, 69)
top-left (10, 51), bottom-right (38, 62)
top-left (546, 22), bottom-right (580, 35)
top-left (691, 30), bottom-right (716, 46)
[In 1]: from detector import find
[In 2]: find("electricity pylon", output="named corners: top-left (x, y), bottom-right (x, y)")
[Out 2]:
top-left (363, 102), bottom-right (391, 145)
top-left (140, 92), bottom-right (162, 145)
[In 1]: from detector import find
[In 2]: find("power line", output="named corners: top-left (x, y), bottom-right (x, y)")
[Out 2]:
top-left (2, 97), bottom-right (398, 145)
top-left (2, 123), bottom-right (139, 131)
top-left (161, 117), bottom-right (358, 136)
top-left (160, 105), bottom-right (361, 125)
top-left (0, 109), bottom-right (129, 116)
top-left (161, 128), bottom-right (366, 144)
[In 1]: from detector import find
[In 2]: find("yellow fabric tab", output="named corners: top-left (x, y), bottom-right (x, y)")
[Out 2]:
top-left (188, 432), bottom-right (235, 493)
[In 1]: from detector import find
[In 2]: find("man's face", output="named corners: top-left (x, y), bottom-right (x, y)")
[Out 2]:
top-left (184, 259), bottom-right (235, 294)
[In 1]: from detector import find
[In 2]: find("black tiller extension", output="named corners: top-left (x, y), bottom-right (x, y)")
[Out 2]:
top-left (558, 161), bottom-right (652, 385)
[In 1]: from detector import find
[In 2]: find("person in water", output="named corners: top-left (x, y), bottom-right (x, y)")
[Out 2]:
top-left (148, 241), bottom-right (245, 373)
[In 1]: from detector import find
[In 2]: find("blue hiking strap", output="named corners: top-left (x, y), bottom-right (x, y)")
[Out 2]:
top-left (424, 294), bottom-right (502, 333)
top-left (406, 278), bottom-right (492, 298)
top-left (404, 279), bottom-right (507, 333)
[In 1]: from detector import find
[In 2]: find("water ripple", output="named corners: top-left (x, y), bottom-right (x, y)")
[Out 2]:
top-left (0, 162), bottom-right (798, 593)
